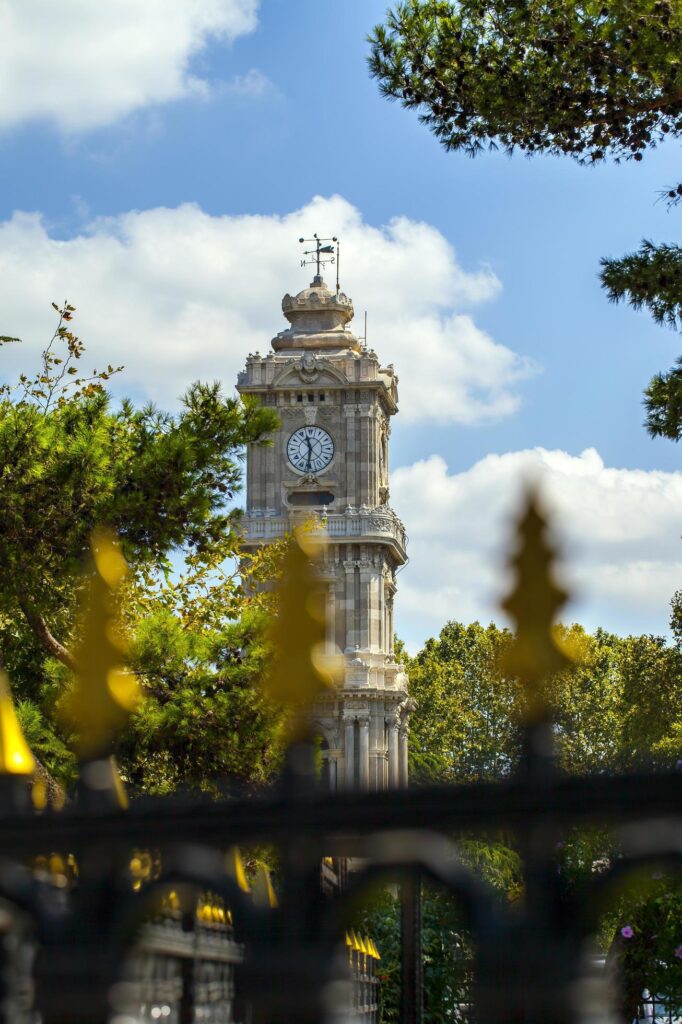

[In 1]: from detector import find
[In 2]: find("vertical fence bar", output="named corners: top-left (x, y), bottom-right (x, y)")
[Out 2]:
top-left (178, 911), bottom-right (196, 1024)
top-left (400, 874), bottom-right (422, 1024)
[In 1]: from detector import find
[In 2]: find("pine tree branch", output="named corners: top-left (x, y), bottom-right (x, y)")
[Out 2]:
top-left (18, 599), bottom-right (79, 673)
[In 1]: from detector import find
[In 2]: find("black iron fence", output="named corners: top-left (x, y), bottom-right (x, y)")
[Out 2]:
top-left (0, 492), bottom-right (677, 1024)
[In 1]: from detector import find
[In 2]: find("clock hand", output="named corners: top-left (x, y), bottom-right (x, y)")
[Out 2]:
top-left (305, 437), bottom-right (313, 471)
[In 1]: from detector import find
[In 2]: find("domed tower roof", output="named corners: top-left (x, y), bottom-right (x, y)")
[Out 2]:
top-left (272, 274), bottom-right (361, 352)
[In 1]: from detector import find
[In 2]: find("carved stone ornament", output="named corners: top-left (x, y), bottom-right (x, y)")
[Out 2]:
top-left (298, 352), bottom-right (319, 382)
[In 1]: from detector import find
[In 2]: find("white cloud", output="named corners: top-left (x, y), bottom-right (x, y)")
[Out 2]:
top-left (222, 68), bottom-right (273, 98)
top-left (391, 448), bottom-right (682, 649)
top-left (0, 195), bottom-right (529, 425)
top-left (0, 0), bottom-right (259, 131)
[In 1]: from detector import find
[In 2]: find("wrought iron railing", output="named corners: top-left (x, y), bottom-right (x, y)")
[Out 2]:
top-left (0, 491), bottom-right (677, 1024)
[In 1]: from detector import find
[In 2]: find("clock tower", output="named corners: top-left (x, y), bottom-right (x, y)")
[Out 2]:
top-left (237, 246), bottom-right (411, 791)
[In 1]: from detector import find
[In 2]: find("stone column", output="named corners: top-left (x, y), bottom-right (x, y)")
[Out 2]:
top-left (329, 755), bottom-right (338, 792)
top-left (359, 563), bottom-right (371, 652)
top-left (388, 714), bottom-right (400, 788)
top-left (343, 561), bottom-right (356, 652)
top-left (387, 595), bottom-right (395, 655)
top-left (344, 717), bottom-right (355, 790)
top-left (399, 726), bottom-right (409, 788)
top-left (358, 715), bottom-right (370, 790)
top-left (327, 580), bottom-right (336, 654)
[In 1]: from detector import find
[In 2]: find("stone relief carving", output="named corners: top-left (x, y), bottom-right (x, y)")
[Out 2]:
top-left (298, 352), bottom-right (318, 382)
top-left (368, 516), bottom-right (391, 532)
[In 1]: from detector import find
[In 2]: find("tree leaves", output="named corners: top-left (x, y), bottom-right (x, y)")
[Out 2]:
top-left (0, 312), bottom-right (281, 792)
top-left (600, 240), bottom-right (682, 329)
top-left (368, 0), bottom-right (682, 163)
top-left (369, 1), bottom-right (682, 441)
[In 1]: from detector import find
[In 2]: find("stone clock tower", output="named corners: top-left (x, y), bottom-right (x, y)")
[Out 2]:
top-left (237, 252), bottom-right (411, 791)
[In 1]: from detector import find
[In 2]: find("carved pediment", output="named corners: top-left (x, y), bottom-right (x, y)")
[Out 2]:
top-left (271, 356), bottom-right (349, 389)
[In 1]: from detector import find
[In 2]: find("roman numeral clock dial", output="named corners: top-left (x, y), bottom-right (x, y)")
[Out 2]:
top-left (287, 426), bottom-right (334, 474)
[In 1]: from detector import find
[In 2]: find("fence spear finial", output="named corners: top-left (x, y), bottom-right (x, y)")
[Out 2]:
top-left (501, 485), bottom-right (572, 720)
top-left (264, 528), bottom-right (341, 734)
top-left (60, 529), bottom-right (141, 762)
top-left (0, 670), bottom-right (36, 776)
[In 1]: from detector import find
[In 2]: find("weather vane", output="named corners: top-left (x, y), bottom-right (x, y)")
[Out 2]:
top-left (298, 234), bottom-right (340, 289)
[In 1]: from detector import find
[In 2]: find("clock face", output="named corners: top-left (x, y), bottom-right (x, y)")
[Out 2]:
top-left (287, 426), bottom-right (334, 474)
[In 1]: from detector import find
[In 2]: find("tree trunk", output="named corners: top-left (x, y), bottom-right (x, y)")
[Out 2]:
top-left (34, 758), bottom-right (66, 807)
top-left (18, 599), bottom-right (79, 673)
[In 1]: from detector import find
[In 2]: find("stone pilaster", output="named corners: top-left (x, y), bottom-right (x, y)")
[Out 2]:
top-left (358, 714), bottom-right (370, 791)
top-left (344, 716), bottom-right (356, 790)
top-left (399, 725), bottom-right (409, 788)
top-left (388, 712), bottom-right (400, 788)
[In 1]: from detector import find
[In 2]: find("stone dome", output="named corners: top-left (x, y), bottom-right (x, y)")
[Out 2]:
top-left (272, 274), bottom-right (361, 352)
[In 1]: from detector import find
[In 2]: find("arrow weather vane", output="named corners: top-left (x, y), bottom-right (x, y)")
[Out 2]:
top-left (299, 234), bottom-right (340, 288)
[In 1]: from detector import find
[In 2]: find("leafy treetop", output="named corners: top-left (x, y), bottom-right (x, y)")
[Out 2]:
top-left (368, 0), bottom-right (682, 163)
top-left (1, 305), bottom-right (287, 795)
top-left (369, 1), bottom-right (682, 441)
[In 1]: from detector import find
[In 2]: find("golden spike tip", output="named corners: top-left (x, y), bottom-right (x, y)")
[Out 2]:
top-left (252, 861), bottom-right (279, 909)
top-left (60, 529), bottom-right (142, 759)
top-left (264, 529), bottom-right (342, 718)
top-left (225, 847), bottom-right (251, 893)
top-left (500, 486), bottom-right (572, 719)
top-left (0, 671), bottom-right (36, 776)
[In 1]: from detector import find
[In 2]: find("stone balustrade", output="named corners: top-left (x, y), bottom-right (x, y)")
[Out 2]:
top-left (242, 506), bottom-right (408, 561)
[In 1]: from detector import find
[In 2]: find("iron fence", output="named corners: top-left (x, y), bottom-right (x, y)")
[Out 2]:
top-left (0, 493), bottom-right (677, 1024)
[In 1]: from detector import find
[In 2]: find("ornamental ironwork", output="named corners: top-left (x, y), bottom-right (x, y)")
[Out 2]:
top-left (0, 493), bottom-right (677, 1024)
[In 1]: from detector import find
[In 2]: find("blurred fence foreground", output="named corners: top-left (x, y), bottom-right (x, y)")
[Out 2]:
top-left (0, 496), bottom-right (677, 1023)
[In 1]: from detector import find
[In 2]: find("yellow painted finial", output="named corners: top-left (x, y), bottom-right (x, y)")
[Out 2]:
top-left (226, 847), bottom-right (251, 893)
top-left (263, 529), bottom-right (342, 722)
top-left (0, 671), bottom-right (36, 775)
top-left (60, 529), bottom-right (142, 759)
top-left (252, 861), bottom-right (279, 908)
top-left (501, 486), bottom-right (572, 719)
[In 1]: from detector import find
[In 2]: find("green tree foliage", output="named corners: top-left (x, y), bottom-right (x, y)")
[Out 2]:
top-left (357, 840), bottom-right (522, 1023)
top-left (0, 305), bottom-right (284, 792)
top-left (600, 241), bottom-right (682, 330)
top-left (671, 588), bottom-right (682, 642)
top-left (408, 622), bottom-right (519, 784)
top-left (357, 884), bottom-right (475, 1024)
top-left (368, 1), bottom-right (682, 161)
top-left (644, 354), bottom-right (682, 440)
top-left (409, 621), bottom-right (681, 781)
top-left (604, 873), bottom-right (682, 1019)
top-left (368, 1), bottom-right (682, 439)
top-left (400, 619), bottom-right (682, 1021)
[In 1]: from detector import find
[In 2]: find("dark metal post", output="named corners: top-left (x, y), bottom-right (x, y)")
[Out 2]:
top-left (400, 873), bottom-right (422, 1024)
top-left (178, 911), bottom-right (196, 1024)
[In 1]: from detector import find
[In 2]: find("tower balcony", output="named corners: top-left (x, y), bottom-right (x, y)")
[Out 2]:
top-left (241, 506), bottom-right (408, 564)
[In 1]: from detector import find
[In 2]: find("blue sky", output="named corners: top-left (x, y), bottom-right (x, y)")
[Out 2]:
top-left (1, 0), bottom-right (680, 649)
